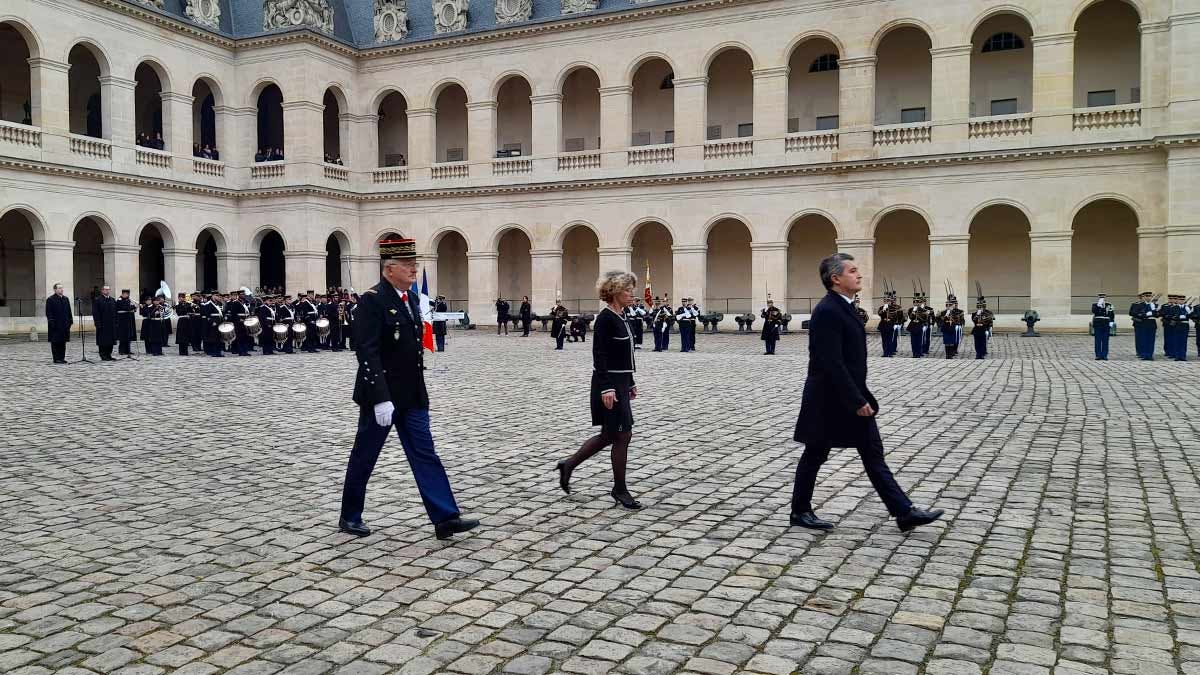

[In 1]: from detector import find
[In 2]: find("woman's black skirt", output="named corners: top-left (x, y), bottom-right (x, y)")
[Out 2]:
top-left (590, 371), bottom-right (634, 433)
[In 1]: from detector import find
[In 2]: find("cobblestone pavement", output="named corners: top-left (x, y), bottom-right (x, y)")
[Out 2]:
top-left (2, 329), bottom-right (1199, 675)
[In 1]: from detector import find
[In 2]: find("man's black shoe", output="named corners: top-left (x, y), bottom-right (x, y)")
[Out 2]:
top-left (790, 511), bottom-right (834, 530)
top-left (897, 507), bottom-right (944, 532)
top-left (434, 517), bottom-right (480, 540)
top-left (338, 517), bottom-right (371, 537)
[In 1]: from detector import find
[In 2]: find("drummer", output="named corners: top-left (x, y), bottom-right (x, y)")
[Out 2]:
top-left (225, 289), bottom-right (252, 356)
top-left (257, 295), bottom-right (277, 355)
top-left (276, 294), bottom-right (296, 354)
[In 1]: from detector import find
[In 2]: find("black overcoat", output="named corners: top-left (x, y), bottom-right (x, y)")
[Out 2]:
top-left (45, 294), bottom-right (73, 342)
top-left (352, 281), bottom-right (429, 410)
top-left (92, 295), bottom-right (116, 347)
top-left (115, 298), bottom-right (137, 341)
top-left (793, 291), bottom-right (879, 448)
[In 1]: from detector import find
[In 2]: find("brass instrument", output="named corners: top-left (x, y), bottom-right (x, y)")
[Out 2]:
top-left (338, 301), bottom-right (347, 325)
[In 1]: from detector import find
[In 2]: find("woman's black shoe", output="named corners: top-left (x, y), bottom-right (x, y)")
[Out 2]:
top-left (556, 460), bottom-right (572, 495)
top-left (611, 490), bottom-right (642, 510)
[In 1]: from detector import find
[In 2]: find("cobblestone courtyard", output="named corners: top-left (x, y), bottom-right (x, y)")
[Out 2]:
top-left (2, 330), bottom-right (1199, 675)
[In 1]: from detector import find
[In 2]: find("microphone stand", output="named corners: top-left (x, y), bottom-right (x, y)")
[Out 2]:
top-left (71, 297), bottom-right (95, 365)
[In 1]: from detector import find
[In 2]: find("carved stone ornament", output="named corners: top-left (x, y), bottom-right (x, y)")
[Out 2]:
top-left (433, 0), bottom-right (468, 33)
top-left (495, 0), bottom-right (532, 24)
top-left (134, 0), bottom-right (166, 9)
top-left (561, 0), bottom-right (597, 14)
top-left (185, 0), bottom-right (222, 28)
top-left (373, 0), bottom-right (409, 42)
top-left (263, 0), bottom-right (335, 34)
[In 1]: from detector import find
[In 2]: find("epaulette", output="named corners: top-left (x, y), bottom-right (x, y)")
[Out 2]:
top-left (364, 289), bottom-right (377, 294)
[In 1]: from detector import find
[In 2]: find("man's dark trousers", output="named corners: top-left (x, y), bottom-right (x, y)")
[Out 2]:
top-left (792, 418), bottom-right (912, 518)
top-left (881, 326), bottom-right (897, 356)
top-left (341, 407), bottom-right (460, 524)
top-left (1094, 323), bottom-right (1110, 359)
top-left (1134, 322), bottom-right (1155, 359)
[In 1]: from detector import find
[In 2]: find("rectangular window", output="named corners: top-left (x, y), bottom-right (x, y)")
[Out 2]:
top-left (816, 115), bottom-right (839, 131)
top-left (564, 137), bottom-right (585, 152)
top-left (706, 125), bottom-right (722, 140)
top-left (631, 131), bottom-right (651, 146)
top-left (989, 98), bottom-right (1018, 116)
top-left (445, 147), bottom-right (464, 162)
top-left (1087, 90), bottom-right (1116, 107)
top-left (664, 130), bottom-right (674, 144)
top-left (787, 117), bottom-right (800, 134)
top-left (900, 107), bottom-right (927, 123)
top-left (737, 122), bottom-right (754, 137)
top-left (502, 143), bottom-right (522, 156)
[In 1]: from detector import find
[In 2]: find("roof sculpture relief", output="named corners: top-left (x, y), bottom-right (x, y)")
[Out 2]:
top-left (495, 0), bottom-right (532, 24)
top-left (186, 0), bottom-right (223, 28)
top-left (264, 0), bottom-right (335, 33)
top-left (432, 0), bottom-right (468, 33)
top-left (373, 0), bottom-right (409, 42)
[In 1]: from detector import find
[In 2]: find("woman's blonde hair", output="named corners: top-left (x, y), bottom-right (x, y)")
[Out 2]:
top-left (597, 270), bottom-right (638, 302)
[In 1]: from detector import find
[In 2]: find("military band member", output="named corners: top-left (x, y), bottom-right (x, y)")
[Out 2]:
top-left (652, 299), bottom-right (674, 352)
top-left (276, 295), bottom-right (296, 354)
top-left (174, 292), bottom-right (192, 356)
top-left (1092, 293), bottom-right (1116, 360)
top-left (1162, 294), bottom-right (1193, 360)
top-left (627, 300), bottom-right (648, 349)
top-left (188, 293), bottom-right (204, 354)
top-left (115, 289), bottom-right (137, 357)
top-left (1129, 291), bottom-right (1159, 360)
top-left (225, 291), bottom-right (251, 357)
top-left (328, 296), bottom-right (346, 352)
top-left (937, 294), bottom-right (965, 359)
top-left (495, 297), bottom-right (511, 335)
top-left (519, 296), bottom-right (532, 336)
top-left (257, 295), bottom-right (277, 355)
top-left (297, 291), bottom-right (320, 353)
top-left (907, 293), bottom-right (933, 357)
top-left (551, 301), bottom-right (570, 350)
top-left (346, 294), bottom-right (358, 350)
top-left (201, 292), bottom-right (224, 357)
top-left (340, 237), bottom-right (479, 540)
top-left (141, 296), bottom-right (167, 356)
top-left (92, 285), bottom-right (117, 361)
top-left (971, 297), bottom-right (994, 359)
top-left (761, 299), bottom-right (783, 354)
top-left (433, 295), bottom-right (448, 352)
top-left (877, 291), bottom-right (905, 357)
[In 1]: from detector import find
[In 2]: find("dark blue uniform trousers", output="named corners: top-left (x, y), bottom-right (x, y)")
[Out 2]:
top-left (1134, 322), bottom-right (1156, 360)
top-left (881, 325), bottom-right (898, 356)
top-left (341, 407), bottom-right (460, 525)
top-left (908, 329), bottom-right (922, 357)
top-left (792, 419), bottom-right (913, 518)
top-left (973, 331), bottom-right (987, 359)
top-left (1094, 323), bottom-right (1110, 359)
top-left (653, 325), bottom-right (670, 351)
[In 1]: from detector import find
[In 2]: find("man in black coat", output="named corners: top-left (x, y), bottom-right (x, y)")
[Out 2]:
top-left (519, 296), bottom-right (532, 336)
top-left (791, 253), bottom-right (943, 533)
top-left (45, 283), bottom-right (73, 364)
top-left (495, 297), bottom-right (510, 335)
top-left (432, 295), bottom-right (448, 351)
top-left (339, 237), bottom-right (478, 541)
top-left (91, 285), bottom-right (117, 361)
top-left (115, 289), bottom-right (137, 356)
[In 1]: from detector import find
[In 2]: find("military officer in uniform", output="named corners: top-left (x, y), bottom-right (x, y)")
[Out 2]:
top-left (652, 299), bottom-right (674, 352)
top-left (761, 299), bottom-right (783, 354)
top-left (174, 292), bottom-right (193, 356)
top-left (297, 291), bottom-right (320, 353)
top-left (257, 295), bottom-right (277, 355)
top-left (92, 285), bottom-right (117, 361)
top-left (188, 293), bottom-right (205, 354)
top-left (1092, 293), bottom-right (1116, 360)
top-left (224, 291), bottom-right (252, 357)
top-left (1165, 294), bottom-right (1193, 360)
top-left (907, 293), bottom-right (933, 357)
top-left (495, 297), bottom-right (511, 335)
top-left (877, 291), bottom-right (904, 357)
top-left (971, 296), bottom-right (994, 359)
top-left (276, 295), bottom-right (296, 354)
top-left (937, 294), bottom-right (965, 359)
top-left (1129, 291), bottom-right (1159, 360)
top-left (627, 299), bottom-right (648, 349)
top-left (676, 298), bottom-right (699, 352)
top-left (1190, 299), bottom-right (1200, 356)
top-left (115, 289), bottom-right (137, 357)
top-left (340, 237), bottom-right (479, 541)
top-left (200, 292), bottom-right (224, 357)
top-left (853, 295), bottom-right (868, 324)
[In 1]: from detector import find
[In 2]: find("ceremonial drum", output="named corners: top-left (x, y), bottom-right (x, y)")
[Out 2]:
top-left (217, 321), bottom-right (236, 346)
top-left (291, 322), bottom-right (307, 340)
top-left (243, 316), bottom-right (262, 337)
top-left (272, 323), bottom-right (289, 346)
top-left (315, 317), bottom-right (331, 339)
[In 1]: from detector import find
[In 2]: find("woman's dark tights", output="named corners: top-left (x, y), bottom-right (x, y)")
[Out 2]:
top-left (564, 430), bottom-right (633, 493)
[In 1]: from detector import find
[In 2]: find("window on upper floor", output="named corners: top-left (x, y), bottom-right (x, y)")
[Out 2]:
top-left (816, 115), bottom-right (839, 131)
top-left (809, 54), bottom-right (839, 73)
top-left (900, 107), bottom-right (926, 124)
top-left (1087, 90), bottom-right (1116, 107)
top-left (990, 99), bottom-right (1018, 116)
top-left (982, 32), bottom-right (1024, 53)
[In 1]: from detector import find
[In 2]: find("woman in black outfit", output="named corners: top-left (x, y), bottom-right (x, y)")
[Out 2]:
top-left (557, 271), bottom-right (642, 509)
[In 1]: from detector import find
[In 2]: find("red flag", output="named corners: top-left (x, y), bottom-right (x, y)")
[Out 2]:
top-left (644, 262), bottom-right (652, 304)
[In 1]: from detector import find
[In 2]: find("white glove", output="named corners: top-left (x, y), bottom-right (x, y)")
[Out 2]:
top-left (1110, 322), bottom-right (1115, 330)
top-left (373, 401), bottom-right (395, 427)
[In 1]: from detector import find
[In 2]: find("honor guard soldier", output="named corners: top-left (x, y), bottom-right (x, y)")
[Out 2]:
top-left (340, 237), bottom-right (479, 541)
top-left (937, 293), bottom-right (965, 359)
top-left (1162, 294), bottom-right (1193, 360)
top-left (628, 300), bottom-right (648, 349)
top-left (328, 295), bottom-right (346, 352)
top-left (761, 299), bottom-right (783, 354)
top-left (907, 293), bottom-right (933, 357)
top-left (200, 292), bottom-right (224, 357)
top-left (853, 295), bottom-right (869, 324)
top-left (188, 293), bottom-right (204, 354)
top-left (297, 291), bottom-right (320, 352)
top-left (115, 289), bottom-right (137, 357)
top-left (1190, 298), bottom-right (1200, 356)
top-left (257, 295), bottom-right (277, 355)
top-left (652, 298), bottom-right (674, 352)
top-left (971, 296), bottom-right (994, 359)
top-left (1091, 293), bottom-right (1116, 360)
top-left (676, 298), bottom-right (698, 352)
top-left (1129, 291), bottom-right (1159, 360)
top-left (551, 300), bottom-right (570, 350)
top-left (877, 290), bottom-right (904, 357)
top-left (225, 291), bottom-right (252, 356)
top-left (92, 285), bottom-right (117, 361)
top-left (141, 296), bottom-right (167, 356)
top-left (174, 292), bottom-right (193, 356)
top-left (276, 295), bottom-right (296, 354)
top-left (433, 295), bottom-right (449, 351)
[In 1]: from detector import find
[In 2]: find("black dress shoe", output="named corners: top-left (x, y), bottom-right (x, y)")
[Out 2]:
top-left (790, 511), bottom-right (834, 530)
top-left (611, 490), bottom-right (642, 510)
top-left (897, 506), bottom-right (944, 532)
top-left (338, 517), bottom-right (371, 537)
top-left (556, 460), bottom-right (572, 495)
top-left (434, 517), bottom-right (479, 540)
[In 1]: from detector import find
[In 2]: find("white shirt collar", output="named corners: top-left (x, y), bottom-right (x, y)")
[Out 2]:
top-left (836, 292), bottom-right (853, 304)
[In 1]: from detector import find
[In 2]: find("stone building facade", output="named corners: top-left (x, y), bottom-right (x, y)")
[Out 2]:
top-left (0, 0), bottom-right (1198, 330)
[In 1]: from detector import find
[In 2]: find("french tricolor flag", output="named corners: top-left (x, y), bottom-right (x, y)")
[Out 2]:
top-left (411, 270), bottom-right (435, 352)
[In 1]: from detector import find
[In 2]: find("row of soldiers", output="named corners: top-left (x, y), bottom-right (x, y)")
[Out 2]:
top-left (545, 297), bottom-right (705, 352)
top-left (1116, 292), bottom-right (1196, 361)
top-left (875, 291), bottom-right (994, 359)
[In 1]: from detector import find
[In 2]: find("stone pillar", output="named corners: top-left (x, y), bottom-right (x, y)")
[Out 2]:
top-left (284, 251), bottom-right (325, 297)
top-left (467, 252), bottom-right (499, 325)
top-left (467, 101), bottom-right (496, 176)
top-left (751, 67), bottom-right (788, 158)
top-left (672, 76), bottom-right (707, 163)
top-left (354, 113), bottom-right (379, 172)
top-left (928, 234), bottom-right (970, 306)
top-left (28, 58), bottom-right (70, 156)
top-left (836, 238), bottom-right (874, 309)
top-left (1137, 226), bottom-right (1167, 297)
top-left (1168, 14), bottom-right (1200, 134)
top-left (1167, 145), bottom-right (1200, 295)
top-left (347, 255), bottom-right (380, 293)
top-left (530, 94), bottom-right (562, 173)
top-left (100, 75), bottom-right (136, 145)
top-left (751, 241), bottom-right (788, 314)
top-left (1028, 231), bottom-right (1073, 318)
top-left (337, 112), bottom-right (354, 166)
top-left (597, 246), bottom-right (632, 274)
top-left (1031, 33), bottom-right (1076, 136)
top-left (221, 106), bottom-right (254, 168)
top-left (218, 252), bottom-right (255, 290)
top-left (836, 56), bottom-right (876, 157)
top-left (406, 107), bottom-right (435, 178)
top-left (599, 85), bottom-right (632, 168)
top-left (531, 248), bottom-right (563, 314)
top-left (671, 244), bottom-right (707, 309)
top-left (929, 45), bottom-right (971, 144)
top-left (1139, 21), bottom-right (1170, 130)
top-left (281, 100), bottom-right (324, 165)
top-left (163, 247), bottom-right (197, 296)
top-left (100, 244), bottom-right (137, 291)
top-left (32, 240), bottom-right (76, 301)
top-left (162, 91), bottom-right (192, 157)
top-left (416, 254), bottom-right (438, 296)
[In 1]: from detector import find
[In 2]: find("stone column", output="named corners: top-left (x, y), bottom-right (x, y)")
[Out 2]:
top-left (1137, 225), bottom-right (1167, 296)
top-left (1168, 14), bottom-right (1200, 134)
top-left (163, 247), bottom-right (197, 296)
top-left (347, 255), bottom-right (380, 293)
top-left (597, 246), bottom-right (632, 273)
top-left (281, 100), bottom-right (324, 166)
top-left (416, 254), bottom-right (438, 296)
top-left (161, 91), bottom-right (192, 157)
top-left (672, 76), bottom-right (707, 163)
top-left (32, 240), bottom-right (76, 301)
top-left (101, 244), bottom-right (139, 292)
top-left (221, 105), bottom-right (254, 169)
top-left (467, 252), bottom-right (499, 325)
top-left (101, 75), bottom-right (137, 166)
top-left (531, 248), bottom-right (563, 314)
top-left (751, 241), bottom-right (788, 314)
top-left (751, 67), bottom-right (789, 158)
top-left (406, 107), bottom-right (435, 179)
top-left (671, 244), bottom-right (707, 309)
top-left (929, 45), bottom-right (972, 145)
top-left (1139, 21), bottom-right (1170, 130)
top-left (1028, 231), bottom-right (1073, 318)
top-left (284, 250), bottom-right (325, 296)
top-left (28, 58), bottom-right (70, 156)
top-left (467, 100), bottom-right (497, 177)
top-left (836, 238), bottom-right (874, 309)
top-left (1167, 145), bottom-right (1200, 295)
top-left (836, 56), bottom-right (876, 157)
top-left (354, 113), bottom-right (379, 172)
top-left (599, 85), bottom-right (632, 168)
top-left (530, 94), bottom-right (562, 174)
top-left (1031, 33), bottom-right (1076, 136)
top-left (928, 234), bottom-right (970, 305)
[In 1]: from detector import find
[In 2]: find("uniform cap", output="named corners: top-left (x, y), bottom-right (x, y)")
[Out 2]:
top-left (379, 238), bottom-right (417, 260)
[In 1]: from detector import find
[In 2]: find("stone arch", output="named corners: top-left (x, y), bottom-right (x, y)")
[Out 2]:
top-left (191, 74), bottom-right (224, 107)
top-left (786, 211), bottom-right (840, 310)
top-left (560, 223), bottom-right (599, 310)
top-left (322, 86), bottom-right (347, 161)
top-left (630, 56), bottom-right (675, 147)
top-left (874, 24), bottom-right (933, 125)
top-left (497, 226), bottom-right (533, 306)
top-left (705, 217), bottom-right (754, 313)
top-left (700, 212), bottom-right (757, 244)
top-left (705, 46), bottom-right (755, 141)
top-left (873, 207), bottom-right (931, 304)
top-left (325, 229), bottom-right (351, 289)
top-left (132, 57), bottom-right (173, 93)
top-left (489, 223), bottom-right (535, 252)
top-left (553, 220), bottom-right (602, 250)
top-left (64, 38), bottom-right (111, 76)
top-left (71, 212), bottom-right (116, 244)
top-left (630, 219), bottom-right (674, 302)
top-left (135, 218), bottom-right (177, 248)
top-left (322, 82), bottom-right (350, 110)
top-left (250, 225), bottom-right (288, 252)
top-left (495, 73), bottom-right (533, 157)
top-left (781, 30), bottom-right (846, 66)
top-left (428, 77), bottom-right (471, 108)
top-left (257, 229), bottom-right (286, 291)
top-left (491, 70), bottom-right (536, 101)
top-left (1068, 0), bottom-right (1145, 30)
top-left (370, 85), bottom-right (410, 112)
top-left (248, 78), bottom-right (284, 107)
top-left (784, 208), bottom-right (843, 241)
top-left (376, 88), bottom-right (408, 167)
top-left (0, 206), bottom-right (42, 308)
top-left (371, 228), bottom-right (406, 253)
top-left (786, 35), bottom-right (843, 133)
top-left (0, 204), bottom-right (47, 238)
top-left (965, 198), bottom-right (1035, 228)
top-left (137, 221), bottom-right (172, 299)
top-left (433, 81), bottom-right (469, 162)
top-left (870, 204), bottom-right (935, 237)
top-left (72, 216), bottom-right (107, 300)
top-left (971, 11), bottom-right (1035, 117)
top-left (195, 226), bottom-right (224, 292)
top-left (624, 52), bottom-right (680, 86)
top-left (553, 62), bottom-right (605, 94)
top-left (869, 18), bottom-right (939, 54)
top-left (700, 42), bottom-right (759, 73)
top-left (968, 203), bottom-right (1032, 312)
top-left (429, 225), bottom-right (473, 254)
top-left (194, 224), bottom-right (229, 250)
top-left (967, 4), bottom-right (1041, 38)
top-left (1072, 0), bottom-right (1142, 108)
top-left (436, 229), bottom-right (469, 310)
top-left (1070, 197), bottom-right (1139, 311)
top-left (1068, 192), bottom-right (1144, 227)
top-left (560, 66), bottom-right (602, 152)
top-left (624, 216), bottom-right (679, 247)
top-left (0, 17), bottom-right (42, 60)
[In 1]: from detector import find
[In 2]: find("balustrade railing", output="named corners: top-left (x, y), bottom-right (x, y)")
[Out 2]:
top-left (250, 161), bottom-right (285, 179)
top-left (785, 131), bottom-right (838, 153)
top-left (704, 139), bottom-right (753, 159)
top-left (192, 157), bottom-right (224, 177)
top-left (323, 163), bottom-right (349, 181)
top-left (1073, 105), bottom-right (1141, 131)
top-left (135, 147), bottom-right (172, 169)
top-left (558, 151), bottom-right (601, 171)
top-left (627, 145), bottom-right (674, 165)
top-left (968, 114), bottom-right (1033, 139)
top-left (0, 121), bottom-right (42, 148)
top-left (372, 167), bottom-right (409, 184)
top-left (69, 134), bottom-right (111, 159)
top-left (431, 162), bottom-right (469, 179)
top-left (492, 157), bottom-right (533, 175)
top-left (873, 122), bottom-right (932, 146)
